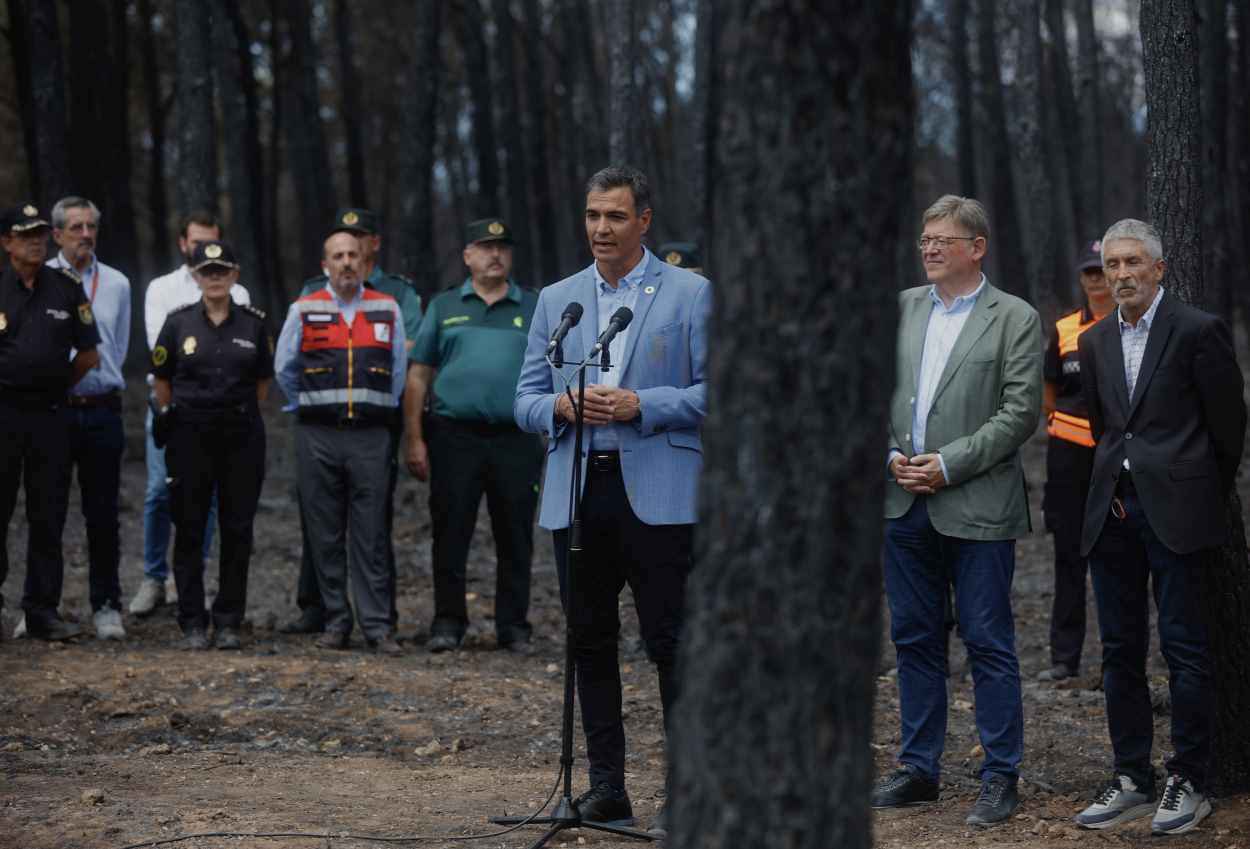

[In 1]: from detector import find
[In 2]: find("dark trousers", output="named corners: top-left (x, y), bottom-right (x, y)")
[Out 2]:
top-left (883, 498), bottom-right (1024, 782)
top-left (67, 406), bottom-right (124, 613)
top-left (296, 421), bottom-right (393, 640)
top-left (1088, 481), bottom-right (1212, 790)
top-left (1042, 437), bottom-right (1095, 670)
top-left (428, 416), bottom-right (543, 643)
top-left (295, 418), bottom-right (400, 626)
top-left (168, 415), bottom-right (265, 633)
top-left (552, 457), bottom-right (694, 791)
top-left (0, 405), bottom-right (71, 627)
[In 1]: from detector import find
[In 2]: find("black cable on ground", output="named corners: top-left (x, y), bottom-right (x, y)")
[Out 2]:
top-left (115, 765), bottom-right (563, 849)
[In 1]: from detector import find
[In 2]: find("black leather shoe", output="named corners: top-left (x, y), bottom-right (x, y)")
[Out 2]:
top-left (574, 782), bottom-right (635, 826)
top-left (1037, 663), bottom-right (1078, 682)
top-left (178, 628), bottom-right (210, 650)
top-left (871, 764), bottom-right (940, 808)
top-left (966, 773), bottom-right (1019, 826)
top-left (427, 632), bottom-right (463, 653)
top-left (369, 635), bottom-right (404, 656)
top-left (499, 634), bottom-right (533, 655)
top-left (278, 612), bottom-right (325, 634)
top-left (27, 617), bottom-right (82, 642)
top-left (315, 629), bottom-right (350, 650)
top-left (214, 627), bottom-right (242, 650)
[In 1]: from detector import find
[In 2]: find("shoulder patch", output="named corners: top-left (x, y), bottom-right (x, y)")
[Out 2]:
top-left (241, 303), bottom-right (267, 320)
top-left (56, 266), bottom-right (82, 285)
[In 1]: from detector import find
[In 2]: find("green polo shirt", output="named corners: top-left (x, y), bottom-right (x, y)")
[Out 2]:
top-left (300, 266), bottom-right (423, 343)
top-left (410, 279), bottom-right (537, 423)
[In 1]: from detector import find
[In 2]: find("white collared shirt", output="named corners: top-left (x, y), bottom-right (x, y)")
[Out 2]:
top-left (589, 248), bottom-right (650, 450)
top-left (144, 264), bottom-right (250, 351)
top-left (913, 275), bottom-right (988, 455)
top-left (47, 252), bottom-right (130, 395)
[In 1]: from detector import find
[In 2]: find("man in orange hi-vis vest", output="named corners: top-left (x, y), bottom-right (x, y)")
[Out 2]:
top-left (1038, 239), bottom-right (1114, 682)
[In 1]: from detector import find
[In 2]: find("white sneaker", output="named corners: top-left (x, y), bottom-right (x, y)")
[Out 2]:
top-left (1075, 774), bottom-right (1156, 829)
top-left (1151, 774), bottom-right (1212, 835)
top-left (129, 577), bottom-right (166, 616)
top-left (13, 613), bottom-right (26, 639)
top-left (93, 607), bottom-right (126, 640)
top-left (165, 575), bottom-right (179, 605)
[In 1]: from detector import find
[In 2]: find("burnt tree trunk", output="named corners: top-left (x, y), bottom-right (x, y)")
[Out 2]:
top-left (397, 2), bottom-right (444, 298)
top-left (670, 2), bottom-right (913, 847)
top-left (950, 0), bottom-right (977, 197)
top-left (1046, 0), bottom-right (1084, 251)
top-left (68, 1), bottom-right (108, 202)
top-left (1235, 0), bottom-right (1250, 325)
top-left (334, 0), bottom-right (369, 207)
top-left (491, 0), bottom-right (532, 283)
top-left (976, 0), bottom-right (1028, 297)
top-left (1141, 0), bottom-right (1250, 795)
top-left (522, 0), bottom-right (560, 284)
top-left (16, 0), bottom-right (72, 204)
top-left (691, 0), bottom-right (719, 254)
top-left (173, 0), bottom-right (217, 216)
top-left (605, 0), bottom-right (640, 163)
top-left (1073, 0), bottom-right (1104, 235)
top-left (138, 0), bottom-right (172, 271)
top-left (102, 1), bottom-right (139, 285)
top-left (454, 0), bottom-right (500, 216)
top-left (1199, 0), bottom-right (1232, 319)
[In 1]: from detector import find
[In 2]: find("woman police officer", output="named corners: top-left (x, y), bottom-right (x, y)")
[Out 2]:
top-left (150, 241), bottom-right (272, 649)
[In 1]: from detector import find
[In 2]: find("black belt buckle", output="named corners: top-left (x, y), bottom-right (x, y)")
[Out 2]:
top-left (587, 452), bottom-right (620, 473)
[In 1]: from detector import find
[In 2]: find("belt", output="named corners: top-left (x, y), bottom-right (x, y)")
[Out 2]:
top-left (587, 451), bottom-right (620, 473)
top-left (66, 391), bottom-right (121, 411)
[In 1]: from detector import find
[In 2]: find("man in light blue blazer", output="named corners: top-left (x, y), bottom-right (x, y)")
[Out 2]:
top-left (515, 165), bottom-right (710, 832)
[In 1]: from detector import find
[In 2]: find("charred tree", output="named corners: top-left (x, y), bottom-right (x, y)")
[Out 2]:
top-left (949, 0), bottom-right (977, 197)
top-left (1073, 0), bottom-right (1104, 235)
top-left (13, 0), bottom-right (72, 204)
top-left (1199, 0), bottom-right (1232, 319)
top-left (454, 0), bottom-right (500, 216)
top-left (1236, 0), bottom-right (1250, 324)
top-left (173, 0), bottom-right (217, 216)
top-left (137, 0), bottom-right (172, 271)
top-left (68, 2), bottom-right (109, 203)
top-left (605, 0), bottom-right (640, 163)
top-left (1046, 0), bottom-right (1084, 251)
top-left (522, 0), bottom-right (560, 285)
top-left (670, 2), bottom-right (913, 848)
top-left (691, 0), bottom-right (719, 253)
top-left (397, 2), bottom-right (444, 298)
top-left (491, 0), bottom-right (532, 284)
top-left (334, 0), bottom-right (369, 207)
top-left (975, 0), bottom-right (1028, 297)
top-left (1141, 0), bottom-right (1250, 795)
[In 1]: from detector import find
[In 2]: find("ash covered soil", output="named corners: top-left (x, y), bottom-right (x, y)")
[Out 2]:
top-left (2, 386), bottom-right (1249, 849)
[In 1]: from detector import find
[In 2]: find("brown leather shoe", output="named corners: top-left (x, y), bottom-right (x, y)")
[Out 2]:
top-left (315, 630), bottom-right (350, 650)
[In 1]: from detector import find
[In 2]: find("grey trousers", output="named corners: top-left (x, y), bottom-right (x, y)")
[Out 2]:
top-left (295, 421), bottom-right (393, 641)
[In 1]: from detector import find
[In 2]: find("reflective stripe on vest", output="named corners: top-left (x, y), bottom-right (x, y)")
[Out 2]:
top-left (1048, 410), bottom-right (1095, 447)
top-left (297, 388), bottom-right (395, 408)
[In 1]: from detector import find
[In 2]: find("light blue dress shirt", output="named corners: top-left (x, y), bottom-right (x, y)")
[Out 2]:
top-left (48, 252), bottom-right (130, 396)
top-left (274, 282), bottom-right (407, 411)
top-left (589, 248), bottom-right (649, 450)
top-left (1117, 285), bottom-right (1165, 469)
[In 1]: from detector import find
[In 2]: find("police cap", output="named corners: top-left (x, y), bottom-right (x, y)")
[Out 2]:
top-left (1076, 239), bottom-right (1103, 272)
top-left (1, 203), bottom-right (51, 236)
top-left (465, 218), bottom-right (513, 246)
top-left (330, 207), bottom-right (379, 237)
top-left (190, 240), bottom-right (240, 271)
top-left (657, 241), bottom-right (703, 271)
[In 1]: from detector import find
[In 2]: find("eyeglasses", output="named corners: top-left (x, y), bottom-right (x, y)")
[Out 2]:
top-left (917, 235), bottom-right (977, 251)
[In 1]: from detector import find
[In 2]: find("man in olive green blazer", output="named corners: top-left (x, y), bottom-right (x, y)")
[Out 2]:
top-left (872, 195), bottom-right (1042, 827)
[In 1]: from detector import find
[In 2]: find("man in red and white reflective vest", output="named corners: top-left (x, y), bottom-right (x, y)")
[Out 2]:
top-left (275, 231), bottom-right (408, 655)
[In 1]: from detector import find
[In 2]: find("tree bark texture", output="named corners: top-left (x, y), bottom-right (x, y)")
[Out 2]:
top-left (334, 0), bottom-right (369, 207)
top-left (1141, 0), bottom-right (1250, 795)
top-left (281, 0), bottom-right (336, 277)
top-left (397, 2), bottom-right (444, 297)
top-left (69, 2), bottom-right (109, 203)
top-left (1235, 0), bottom-right (1250, 324)
top-left (491, 0), bottom-right (533, 285)
top-left (1045, 0), bottom-right (1085, 251)
top-left (454, 0), bottom-right (500, 216)
top-left (138, 0), bottom-right (172, 272)
top-left (1073, 0), bottom-right (1104, 236)
top-left (17, 0), bottom-right (72, 205)
top-left (670, 2), bottom-right (913, 848)
top-left (691, 0), bottom-right (718, 255)
top-left (173, 0), bottom-right (217, 216)
top-left (975, 0), bottom-right (1027, 297)
top-left (949, 0), bottom-right (977, 197)
top-left (522, 0), bottom-right (560, 285)
top-left (605, 0), bottom-right (641, 164)
top-left (1199, 0), bottom-right (1232, 318)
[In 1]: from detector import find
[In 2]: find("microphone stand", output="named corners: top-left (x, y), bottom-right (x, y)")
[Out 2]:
top-left (490, 349), bottom-right (655, 849)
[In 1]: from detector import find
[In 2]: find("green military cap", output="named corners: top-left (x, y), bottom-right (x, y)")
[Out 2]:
top-left (657, 241), bottom-right (703, 272)
top-left (465, 217), bottom-right (513, 245)
top-left (2, 203), bottom-right (51, 235)
top-left (330, 207), bottom-right (379, 237)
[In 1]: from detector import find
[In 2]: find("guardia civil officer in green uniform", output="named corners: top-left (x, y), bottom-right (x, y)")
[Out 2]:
top-left (151, 241), bottom-right (273, 650)
top-left (0, 204), bottom-right (100, 641)
top-left (279, 207), bottom-right (423, 635)
top-left (656, 241), bottom-right (705, 277)
top-left (404, 218), bottom-right (542, 653)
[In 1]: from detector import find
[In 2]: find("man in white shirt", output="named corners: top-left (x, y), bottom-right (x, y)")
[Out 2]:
top-left (45, 197), bottom-right (131, 640)
top-left (130, 212), bottom-right (251, 616)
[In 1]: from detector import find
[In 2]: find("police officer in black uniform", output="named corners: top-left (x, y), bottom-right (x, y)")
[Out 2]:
top-left (0, 203), bottom-right (101, 640)
top-left (151, 241), bottom-right (272, 650)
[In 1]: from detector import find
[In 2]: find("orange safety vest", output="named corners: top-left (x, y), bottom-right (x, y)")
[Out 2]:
top-left (1047, 309), bottom-right (1097, 448)
top-left (296, 288), bottom-right (400, 423)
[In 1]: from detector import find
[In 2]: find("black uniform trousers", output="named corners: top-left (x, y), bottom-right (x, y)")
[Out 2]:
top-left (67, 404), bottom-right (125, 613)
top-left (0, 404), bottom-right (71, 629)
top-left (295, 413), bottom-right (401, 626)
top-left (168, 412), bottom-right (265, 633)
top-left (427, 415), bottom-right (543, 644)
top-left (551, 453), bottom-right (694, 791)
top-left (1042, 436), bottom-right (1095, 670)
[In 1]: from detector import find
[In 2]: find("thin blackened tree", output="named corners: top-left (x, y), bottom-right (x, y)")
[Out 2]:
top-left (1141, 0), bottom-right (1250, 795)
top-left (1199, 0), bottom-right (1232, 319)
top-left (137, 0), bottom-right (172, 272)
top-left (522, 0), bottom-right (560, 285)
top-left (670, 1), bottom-right (913, 847)
top-left (334, 0), bottom-right (369, 208)
top-left (1013, 0), bottom-right (1057, 321)
top-left (397, 2), bottom-right (444, 298)
top-left (950, 0), bottom-right (977, 196)
top-left (491, 0), bottom-right (532, 284)
top-left (605, 0), bottom-right (640, 163)
top-left (454, 0), bottom-right (500, 215)
top-left (691, 0), bottom-right (719, 253)
top-left (1074, 0), bottom-right (1104, 234)
top-left (11, 0), bottom-right (72, 204)
top-left (173, 0), bottom-right (217, 216)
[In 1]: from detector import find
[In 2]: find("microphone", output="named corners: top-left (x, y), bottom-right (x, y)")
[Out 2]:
top-left (546, 302), bottom-right (584, 356)
top-left (590, 306), bottom-right (633, 357)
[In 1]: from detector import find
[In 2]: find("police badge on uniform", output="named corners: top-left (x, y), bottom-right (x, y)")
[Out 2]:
top-left (78, 303), bottom-right (94, 325)
top-left (374, 322), bottom-right (391, 343)
top-left (183, 336), bottom-right (197, 356)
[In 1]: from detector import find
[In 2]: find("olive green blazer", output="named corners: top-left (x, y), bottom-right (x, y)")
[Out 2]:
top-left (883, 282), bottom-right (1043, 540)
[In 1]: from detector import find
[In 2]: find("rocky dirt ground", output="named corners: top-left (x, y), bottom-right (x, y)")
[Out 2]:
top-left (2, 386), bottom-right (1249, 849)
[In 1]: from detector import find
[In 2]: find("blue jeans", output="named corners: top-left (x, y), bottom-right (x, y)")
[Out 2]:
top-left (143, 408), bottom-right (215, 580)
top-left (1088, 485), bottom-right (1211, 790)
top-left (884, 498), bottom-right (1024, 782)
top-left (67, 406), bottom-right (124, 612)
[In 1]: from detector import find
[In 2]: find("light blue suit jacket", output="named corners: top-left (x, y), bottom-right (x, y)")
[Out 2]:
top-left (514, 256), bottom-right (711, 530)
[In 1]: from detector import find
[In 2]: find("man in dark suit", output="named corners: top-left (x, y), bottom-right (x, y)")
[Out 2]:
top-left (1073, 219), bottom-right (1246, 836)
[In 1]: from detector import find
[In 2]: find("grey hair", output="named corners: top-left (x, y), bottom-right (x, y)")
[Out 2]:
top-left (922, 194), bottom-right (990, 240)
top-left (51, 196), bottom-right (101, 229)
top-left (1101, 219), bottom-right (1163, 262)
top-left (585, 165), bottom-right (651, 215)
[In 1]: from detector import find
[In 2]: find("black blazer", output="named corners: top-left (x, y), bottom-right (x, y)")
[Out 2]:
top-left (1078, 291), bottom-right (1246, 556)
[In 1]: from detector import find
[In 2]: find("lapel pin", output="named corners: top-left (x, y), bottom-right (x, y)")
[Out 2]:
top-left (644, 286), bottom-right (655, 295)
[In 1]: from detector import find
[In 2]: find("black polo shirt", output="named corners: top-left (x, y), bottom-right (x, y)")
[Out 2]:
top-left (0, 264), bottom-right (101, 406)
top-left (152, 300), bottom-right (274, 411)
